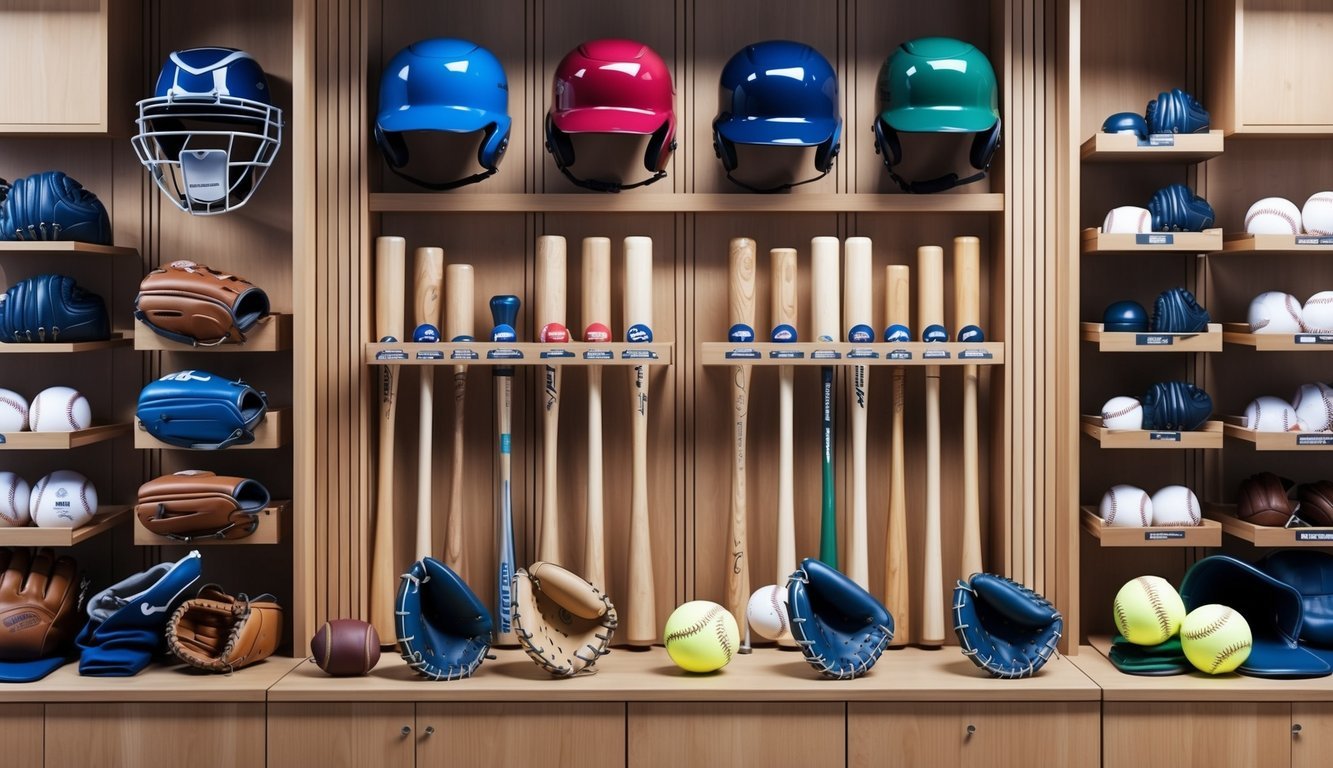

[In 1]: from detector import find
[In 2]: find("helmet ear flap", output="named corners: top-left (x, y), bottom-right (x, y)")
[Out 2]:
top-left (815, 121), bottom-right (842, 173)
top-left (478, 122), bottom-right (509, 170)
top-left (544, 115), bottom-right (575, 169)
top-left (969, 118), bottom-right (1002, 171)
top-left (644, 121), bottom-right (675, 173)
top-left (374, 125), bottom-right (410, 169)
top-left (872, 118), bottom-right (902, 169)
top-left (713, 132), bottom-right (738, 172)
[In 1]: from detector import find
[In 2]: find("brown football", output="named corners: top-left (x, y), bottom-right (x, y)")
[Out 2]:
top-left (310, 619), bottom-right (381, 676)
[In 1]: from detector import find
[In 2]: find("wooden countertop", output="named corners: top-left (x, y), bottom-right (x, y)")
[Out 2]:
top-left (1, 657), bottom-right (305, 703)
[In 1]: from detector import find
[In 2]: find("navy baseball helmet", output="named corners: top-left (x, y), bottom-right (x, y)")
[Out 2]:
top-left (1103, 300), bottom-right (1148, 332)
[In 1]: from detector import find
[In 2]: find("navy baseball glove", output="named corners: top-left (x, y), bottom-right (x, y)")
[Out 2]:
top-left (396, 557), bottom-right (494, 681)
top-left (787, 558), bottom-right (893, 680)
top-left (1150, 287), bottom-right (1211, 333)
top-left (1140, 381), bottom-right (1213, 431)
top-left (953, 573), bottom-right (1062, 679)
top-left (1148, 183), bottom-right (1215, 232)
top-left (0, 274), bottom-right (110, 343)
top-left (1146, 88), bottom-right (1210, 134)
top-left (0, 171), bottom-right (111, 244)
top-left (136, 370), bottom-right (268, 449)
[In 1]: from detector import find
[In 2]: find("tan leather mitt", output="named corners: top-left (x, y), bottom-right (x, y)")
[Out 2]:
top-left (134, 260), bottom-right (270, 346)
top-left (166, 585), bottom-right (282, 673)
top-left (513, 562), bottom-right (616, 677)
top-left (0, 547), bottom-right (82, 661)
top-left (136, 471), bottom-right (270, 542)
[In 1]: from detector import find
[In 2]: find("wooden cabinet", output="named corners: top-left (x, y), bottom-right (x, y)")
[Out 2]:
top-left (268, 702), bottom-right (415, 768)
top-left (848, 702), bottom-right (1099, 768)
top-left (1103, 702), bottom-right (1292, 768)
top-left (0, 704), bottom-right (44, 767)
top-left (43, 703), bottom-right (265, 768)
top-left (628, 703), bottom-right (843, 768)
top-left (1291, 703), bottom-right (1333, 768)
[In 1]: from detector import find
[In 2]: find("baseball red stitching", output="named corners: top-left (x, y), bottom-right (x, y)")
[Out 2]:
top-left (5, 481), bottom-right (17, 521)
top-left (1187, 491), bottom-right (1199, 525)
top-left (1246, 207), bottom-right (1300, 234)
top-left (1208, 641), bottom-right (1251, 674)
top-left (31, 476), bottom-right (47, 519)
top-left (1138, 577), bottom-right (1172, 640)
top-left (65, 393), bottom-right (81, 430)
top-left (1183, 607), bottom-right (1233, 640)
top-left (767, 586), bottom-right (788, 636)
top-left (1103, 403), bottom-right (1140, 422)
top-left (1106, 491), bottom-right (1118, 525)
top-left (1138, 494), bottom-right (1150, 526)
top-left (28, 397), bottom-right (40, 430)
top-left (0, 395), bottom-right (26, 427)
top-left (1285, 295), bottom-right (1305, 331)
top-left (1304, 195), bottom-right (1333, 235)
top-left (80, 481), bottom-right (92, 517)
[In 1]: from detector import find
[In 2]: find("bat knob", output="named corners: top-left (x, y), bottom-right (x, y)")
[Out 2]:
top-left (847, 324), bottom-right (875, 344)
top-left (412, 324), bottom-right (440, 343)
top-left (770, 324), bottom-right (798, 343)
top-left (584, 322), bottom-right (612, 343)
top-left (884, 324), bottom-right (913, 343)
top-left (626, 323), bottom-right (654, 343)
top-left (540, 323), bottom-right (570, 343)
top-left (728, 323), bottom-right (755, 344)
top-left (922, 324), bottom-right (950, 343)
top-left (956, 324), bottom-right (985, 343)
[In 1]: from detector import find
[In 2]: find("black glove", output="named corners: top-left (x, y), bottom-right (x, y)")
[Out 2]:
top-left (1148, 183), bottom-right (1215, 232)
top-left (1150, 287), bottom-right (1210, 333)
top-left (0, 274), bottom-right (110, 343)
top-left (953, 573), bottom-right (1063, 679)
top-left (0, 171), bottom-right (111, 244)
top-left (1141, 381), bottom-right (1213, 431)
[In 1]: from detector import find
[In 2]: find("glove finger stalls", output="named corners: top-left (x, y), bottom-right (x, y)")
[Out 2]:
top-left (23, 547), bottom-right (56, 597)
top-left (0, 547), bottom-right (32, 595)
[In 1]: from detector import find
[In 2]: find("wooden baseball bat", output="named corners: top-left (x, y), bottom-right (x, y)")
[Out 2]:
top-left (624, 236), bottom-right (656, 646)
top-left (727, 237), bottom-right (756, 650)
top-left (443, 264), bottom-right (474, 577)
top-left (370, 235), bottom-right (406, 645)
top-left (955, 236), bottom-right (983, 580)
top-left (843, 237), bottom-right (872, 589)
top-left (811, 236), bottom-right (840, 567)
top-left (582, 237), bottom-right (611, 589)
top-left (412, 247), bottom-right (444, 561)
top-left (491, 294), bottom-right (520, 643)
top-left (536, 236), bottom-right (569, 565)
top-left (771, 247), bottom-right (798, 592)
top-left (918, 245), bottom-right (946, 648)
top-left (885, 264), bottom-right (911, 647)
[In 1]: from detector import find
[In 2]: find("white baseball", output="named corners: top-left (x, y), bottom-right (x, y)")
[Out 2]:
top-left (0, 472), bottom-right (31, 527)
top-left (30, 470), bottom-right (97, 528)
top-left (28, 386), bottom-right (92, 432)
top-left (0, 387), bottom-right (29, 432)
top-left (1101, 396), bottom-right (1144, 430)
top-left (1245, 197), bottom-right (1302, 235)
top-left (1244, 396), bottom-right (1304, 432)
top-left (1100, 484), bottom-right (1153, 527)
top-left (1292, 383), bottom-right (1333, 432)
top-left (1302, 291), bottom-right (1333, 333)
top-left (1248, 291), bottom-right (1304, 334)
top-left (1151, 485), bottom-right (1202, 526)
top-left (1103, 206), bottom-right (1153, 235)
top-left (746, 584), bottom-right (791, 641)
top-left (1302, 191), bottom-right (1333, 235)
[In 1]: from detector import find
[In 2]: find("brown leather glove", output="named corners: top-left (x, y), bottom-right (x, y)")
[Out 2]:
top-left (0, 547), bottom-right (82, 660)
top-left (166, 585), bottom-right (282, 673)
top-left (1237, 472), bottom-right (1298, 527)
top-left (513, 562), bottom-right (616, 677)
top-left (136, 471), bottom-right (270, 542)
top-left (1298, 481), bottom-right (1333, 527)
top-left (134, 260), bottom-right (270, 346)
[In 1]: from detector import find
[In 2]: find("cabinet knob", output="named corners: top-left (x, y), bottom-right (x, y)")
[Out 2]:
top-left (1292, 723), bottom-right (1302, 737)
top-left (966, 724), bottom-right (976, 738)
top-left (424, 726), bottom-right (436, 737)
top-left (400, 725), bottom-right (412, 737)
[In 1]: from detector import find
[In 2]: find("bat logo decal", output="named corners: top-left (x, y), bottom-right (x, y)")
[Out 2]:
top-left (627, 324), bottom-right (654, 343)
top-left (728, 323), bottom-right (755, 343)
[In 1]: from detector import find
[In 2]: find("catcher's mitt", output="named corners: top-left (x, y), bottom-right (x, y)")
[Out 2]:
top-left (0, 171), bottom-right (111, 244)
top-left (166, 585), bottom-right (283, 673)
top-left (1236, 472), bottom-right (1300, 527)
top-left (136, 470), bottom-right (271, 541)
top-left (513, 561), bottom-right (616, 677)
top-left (0, 548), bottom-right (84, 677)
top-left (953, 573), bottom-right (1062, 679)
top-left (787, 558), bottom-right (893, 680)
top-left (0, 274), bottom-right (110, 343)
top-left (396, 557), bottom-right (493, 681)
top-left (1297, 481), bottom-right (1333, 527)
top-left (1148, 183), bottom-right (1215, 232)
top-left (1140, 381), bottom-right (1212, 431)
top-left (1150, 287), bottom-right (1210, 333)
top-left (136, 370), bottom-right (268, 449)
top-left (1146, 88), bottom-right (1210, 135)
top-left (135, 260), bottom-right (271, 346)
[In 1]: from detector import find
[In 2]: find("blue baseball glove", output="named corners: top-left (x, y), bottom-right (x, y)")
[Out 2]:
top-left (787, 558), bottom-right (893, 680)
top-left (396, 557), bottom-right (494, 681)
top-left (1148, 183), bottom-right (1215, 232)
top-left (1140, 381), bottom-right (1213, 431)
top-left (1150, 287), bottom-right (1211, 333)
top-left (953, 573), bottom-right (1062, 679)
top-left (1146, 88), bottom-right (1210, 134)
top-left (136, 370), bottom-right (268, 449)
top-left (0, 171), bottom-right (111, 244)
top-left (0, 274), bottom-right (110, 343)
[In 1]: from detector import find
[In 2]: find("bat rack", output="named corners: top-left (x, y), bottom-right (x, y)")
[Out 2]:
top-left (365, 342), bottom-right (674, 366)
top-left (698, 342), bottom-right (1006, 366)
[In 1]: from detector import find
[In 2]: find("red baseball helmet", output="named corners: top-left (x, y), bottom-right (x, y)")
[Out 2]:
top-left (546, 39), bottom-right (676, 190)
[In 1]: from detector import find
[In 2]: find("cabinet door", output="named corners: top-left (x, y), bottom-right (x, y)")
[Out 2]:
top-left (417, 702), bottom-right (624, 768)
top-left (1292, 703), bottom-right (1333, 768)
top-left (849, 702), bottom-right (1099, 768)
top-left (628, 702), bottom-right (844, 768)
top-left (268, 702), bottom-right (415, 768)
top-left (45, 703), bottom-right (264, 768)
top-left (1104, 702), bottom-right (1291, 768)
top-left (0, 703), bottom-right (43, 766)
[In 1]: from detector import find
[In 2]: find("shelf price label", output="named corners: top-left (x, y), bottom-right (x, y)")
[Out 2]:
top-left (1135, 234), bottom-right (1174, 245)
top-left (583, 349), bottom-right (614, 361)
top-left (375, 349), bottom-right (407, 361)
top-left (923, 349), bottom-right (951, 360)
top-left (1148, 431), bottom-right (1181, 442)
top-left (958, 349), bottom-right (993, 360)
top-left (887, 349), bottom-right (912, 361)
top-left (1295, 236), bottom-right (1333, 246)
top-left (1146, 134), bottom-right (1176, 147)
top-left (724, 348), bottom-right (760, 360)
top-left (769, 350), bottom-right (805, 360)
top-left (1135, 334), bottom-right (1174, 346)
top-left (811, 349), bottom-right (841, 360)
top-left (1294, 334), bottom-right (1333, 345)
top-left (540, 349), bottom-right (575, 359)
top-left (415, 350), bottom-right (444, 361)
top-left (1145, 530), bottom-right (1185, 540)
top-left (1296, 530), bottom-right (1333, 542)
top-left (1297, 434), bottom-right (1333, 446)
top-left (487, 349), bottom-right (523, 360)
top-left (621, 349), bottom-right (659, 360)
top-left (451, 349), bottom-right (480, 360)
top-left (847, 348), bottom-right (879, 360)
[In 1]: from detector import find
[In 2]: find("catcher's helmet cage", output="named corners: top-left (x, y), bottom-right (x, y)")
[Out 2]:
top-left (545, 39), bottom-right (676, 192)
top-left (375, 38), bottom-right (511, 191)
top-left (712, 40), bottom-right (843, 193)
top-left (132, 48), bottom-right (284, 216)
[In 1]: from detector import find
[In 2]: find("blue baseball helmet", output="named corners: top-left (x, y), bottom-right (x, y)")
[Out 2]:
top-left (375, 38), bottom-right (511, 190)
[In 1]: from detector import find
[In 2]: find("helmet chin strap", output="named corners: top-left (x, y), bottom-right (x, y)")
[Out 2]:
top-left (386, 164), bottom-right (497, 192)
top-left (556, 164), bottom-right (665, 193)
top-left (724, 168), bottom-right (829, 194)
top-left (887, 169), bottom-right (988, 195)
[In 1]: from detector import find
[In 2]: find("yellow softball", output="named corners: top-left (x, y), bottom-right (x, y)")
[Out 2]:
top-left (664, 600), bottom-right (740, 673)
top-left (1181, 604), bottom-right (1252, 675)
top-left (1112, 575), bottom-right (1185, 645)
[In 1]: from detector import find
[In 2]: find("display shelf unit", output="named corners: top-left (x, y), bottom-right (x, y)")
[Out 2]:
top-left (365, 341), bottom-right (673, 366)
top-left (0, 506), bottom-right (129, 547)
top-left (0, 333), bottom-right (133, 353)
top-left (1081, 228), bottom-right (1223, 253)
top-left (1222, 418), bottom-right (1333, 450)
top-left (1219, 233), bottom-right (1333, 253)
top-left (134, 314), bottom-right (294, 352)
top-left (1205, 504), bottom-right (1333, 547)
top-left (369, 192), bottom-right (1008, 215)
top-left (133, 500), bottom-right (290, 546)
top-left (698, 342), bottom-right (1005, 366)
top-left (1074, 639), bottom-right (1333, 701)
top-left (2, 657), bottom-right (304, 704)
top-left (1079, 508), bottom-right (1221, 547)
top-left (1080, 416), bottom-right (1224, 449)
top-left (0, 423), bottom-right (131, 449)
top-left (134, 408), bottom-right (291, 450)
top-left (1080, 323), bottom-right (1222, 352)
top-left (0, 242), bottom-right (140, 258)
top-left (1222, 324), bottom-right (1333, 350)
top-left (1079, 130), bottom-right (1224, 163)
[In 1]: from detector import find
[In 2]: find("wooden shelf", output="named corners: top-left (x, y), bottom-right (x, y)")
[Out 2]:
top-left (1080, 416), bottom-right (1224, 449)
top-left (134, 314), bottom-right (293, 352)
top-left (0, 241), bottom-right (140, 258)
top-left (1205, 504), bottom-right (1333, 546)
top-left (1079, 507), bottom-right (1220, 547)
top-left (0, 423), bottom-right (132, 449)
top-left (370, 192), bottom-right (1007, 214)
top-left (1079, 130), bottom-right (1224, 163)
top-left (1222, 417), bottom-right (1333, 450)
top-left (699, 342), bottom-right (1005, 366)
top-left (0, 506), bottom-right (130, 547)
top-left (135, 408), bottom-right (291, 450)
top-left (1222, 323), bottom-right (1333, 350)
top-left (1072, 640), bottom-right (1333, 702)
top-left (0, 657), bottom-right (305, 703)
top-left (366, 342), bottom-right (673, 366)
top-left (1080, 323), bottom-right (1222, 352)
top-left (0, 332), bottom-right (133, 353)
top-left (134, 500), bottom-right (290, 545)
top-left (1219, 233), bottom-right (1333, 252)
top-left (1081, 228), bottom-right (1223, 253)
